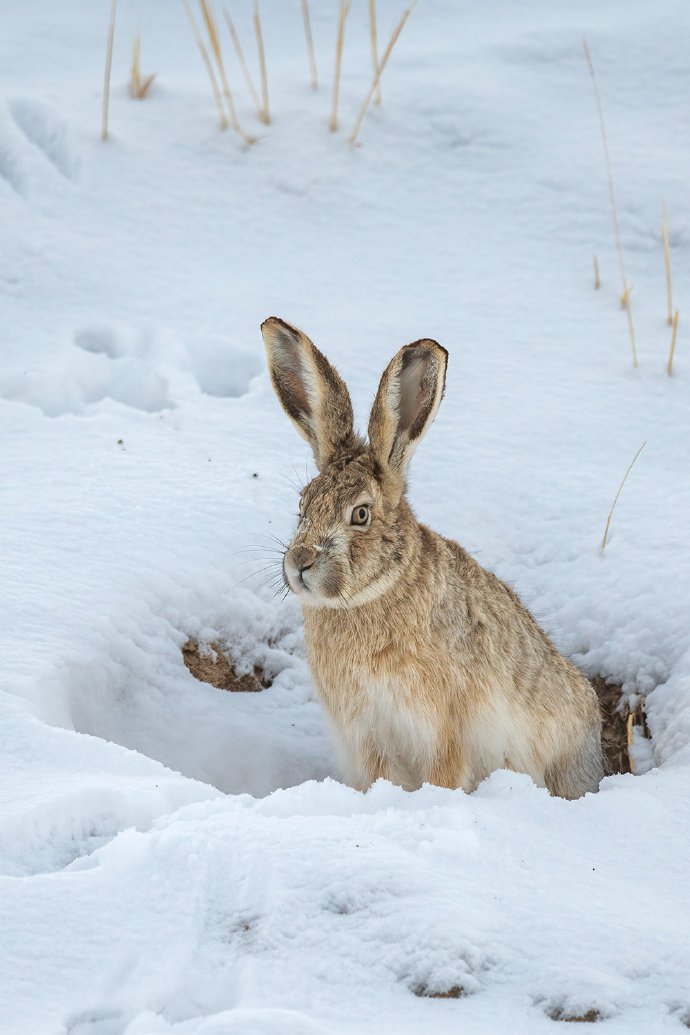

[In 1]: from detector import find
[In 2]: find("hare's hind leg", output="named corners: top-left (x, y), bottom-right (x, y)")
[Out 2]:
top-left (545, 727), bottom-right (604, 800)
top-left (334, 733), bottom-right (393, 791)
top-left (426, 738), bottom-right (473, 792)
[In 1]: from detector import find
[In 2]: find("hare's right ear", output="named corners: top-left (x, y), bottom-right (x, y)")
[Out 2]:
top-left (261, 317), bottom-right (357, 470)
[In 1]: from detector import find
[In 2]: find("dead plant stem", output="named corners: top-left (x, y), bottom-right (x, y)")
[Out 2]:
top-left (583, 39), bottom-right (638, 367)
top-left (601, 441), bottom-right (646, 551)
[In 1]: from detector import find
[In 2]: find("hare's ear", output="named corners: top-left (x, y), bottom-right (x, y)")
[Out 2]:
top-left (261, 317), bottom-right (357, 470)
top-left (368, 339), bottom-right (447, 477)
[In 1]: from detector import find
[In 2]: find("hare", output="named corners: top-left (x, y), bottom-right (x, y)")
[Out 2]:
top-left (261, 317), bottom-right (603, 799)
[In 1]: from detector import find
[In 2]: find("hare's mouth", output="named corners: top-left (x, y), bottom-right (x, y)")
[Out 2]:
top-left (283, 555), bottom-right (314, 596)
top-left (283, 551), bottom-right (348, 607)
top-left (284, 568), bottom-right (310, 595)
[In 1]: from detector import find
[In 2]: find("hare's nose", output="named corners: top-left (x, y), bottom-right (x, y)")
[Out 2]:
top-left (291, 545), bottom-right (316, 572)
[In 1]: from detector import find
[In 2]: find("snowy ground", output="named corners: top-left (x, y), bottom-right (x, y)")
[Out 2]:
top-left (2, 0), bottom-right (690, 1032)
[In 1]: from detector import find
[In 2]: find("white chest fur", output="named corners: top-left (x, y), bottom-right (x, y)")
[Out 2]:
top-left (323, 667), bottom-right (439, 791)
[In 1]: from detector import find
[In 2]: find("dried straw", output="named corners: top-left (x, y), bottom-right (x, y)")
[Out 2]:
top-left (582, 39), bottom-right (638, 367)
top-left (183, 0), bottom-right (229, 129)
top-left (301, 0), bottom-right (318, 89)
top-left (253, 0), bottom-right (270, 124)
top-left (626, 713), bottom-right (636, 774)
top-left (330, 0), bottom-right (350, 132)
top-left (350, 3), bottom-right (414, 144)
top-left (368, 0), bottom-right (381, 105)
top-left (129, 37), bottom-right (156, 99)
top-left (102, 0), bottom-right (117, 140)
top-left (222, 6), bottom-right (262, 117)
top-left (601, 441), bottom-right (646, 551)
top-left (199, 0), bottom-right (253, 142)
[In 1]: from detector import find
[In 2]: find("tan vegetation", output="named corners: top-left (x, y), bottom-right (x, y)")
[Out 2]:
top-left (301, 0), bottom-right (318, 89)
top-left (330, 0), bottom-right (351, 132)
top-left (350, 4), bottom-right (414, 144)
top-left (600, 441), bottom-right (646, 551)
top-left (101, 0), bottom-right (117, 140)
top-left (129, 37), bottom-right (156, 99)
top-left (583, 39), bottom-right (637, 367)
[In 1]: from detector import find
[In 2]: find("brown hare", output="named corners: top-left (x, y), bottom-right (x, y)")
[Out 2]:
top-left (261, 317), bottom-right (603, 799)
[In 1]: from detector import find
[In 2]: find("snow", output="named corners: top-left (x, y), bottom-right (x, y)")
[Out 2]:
top-left (2, 0), bottom-right (690, 1031)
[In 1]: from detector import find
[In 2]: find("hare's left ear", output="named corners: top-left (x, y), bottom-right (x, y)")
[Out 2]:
top-left (368, 339), bottom-right (447, 477)
top-left (261, 317), bottom-right (358, 470)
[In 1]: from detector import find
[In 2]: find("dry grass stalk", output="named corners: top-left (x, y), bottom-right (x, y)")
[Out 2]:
top-left (330, 0), bottom-right (351, 132)
top-left (350, 3), bottom-right (414, 144)
top-left (253, 0), bottom-right (270, 124)
top-left (600, 441), bottom-right (646, 551)
top-left (622, 288), bottom-right (637, 364)
top-left (129, 37), bottom-right (156, 99)
top-left (199, 0), bottom-right (253, 142)
top-left (662, 205), bottom-right (673, 326)
top-left (626, 713), bottom-right (636, 774)
top-left (183, 0), bottom-right (228, 129)
top-left (222, 6), bottom-right (262, 117)
top-left (368, 0), bottom-right (381, 105)
top-left (301, 0), bottom-right (318, 89)
top-left (102, 0), bottom-right (117, 140)
top-left (582, 39), bottom-right (638, 368)
top-left (593, 254), bottom-right (600, 290)
top-left (667, 309), bottom-right (680, 376)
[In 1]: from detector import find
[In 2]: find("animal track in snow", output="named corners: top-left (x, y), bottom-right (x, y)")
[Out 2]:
top-left (189, 335), bottom-right (263, 399)
top-left (73, 325), bottom-right (262, 402)
top-left (74, 326), bottom-right (125, 359)
top-left (0, 325), bottom-right (172, 416)
top-left (0, 792), bottom-right (148, 877)
top-left (9, 97), bottom-right (79, 180)
top-left (1, 319), bottom-right (262, 416)
top-left (0, 114), bottom-right (27, 194)
top-left (66, 1010), bottom-right (128, 1035)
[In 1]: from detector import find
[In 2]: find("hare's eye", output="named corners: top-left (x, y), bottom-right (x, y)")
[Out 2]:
top-left (351, 504), bottom-right (370, 527)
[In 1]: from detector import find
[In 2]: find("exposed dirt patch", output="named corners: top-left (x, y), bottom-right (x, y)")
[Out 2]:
top-left (414, 984), bottom-right (468, 1000)
top-left (592, 676), bottom-right (649, 775)
top-left (546, 1006), bottom-right (602, 1023)
top-left (182, 640), bottom-right (271, 692)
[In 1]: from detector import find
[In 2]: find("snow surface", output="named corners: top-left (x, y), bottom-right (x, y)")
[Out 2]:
top-left (2, 0), bottom-right (690, 1032)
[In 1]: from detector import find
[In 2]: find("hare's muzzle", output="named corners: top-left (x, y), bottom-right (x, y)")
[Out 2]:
top-left (284, 543), bottom-right (317, 594)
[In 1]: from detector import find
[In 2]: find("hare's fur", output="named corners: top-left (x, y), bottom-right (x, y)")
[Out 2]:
top-left (262, 317), bottom-right (603, 799)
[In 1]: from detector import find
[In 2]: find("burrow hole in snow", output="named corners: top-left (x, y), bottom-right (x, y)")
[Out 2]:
top-left (62, 590), bottom-right (334, 796)
top-left (592, 676), bottom-right (650, 775)
top-left (182, 639), bottom-right (271, 692)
